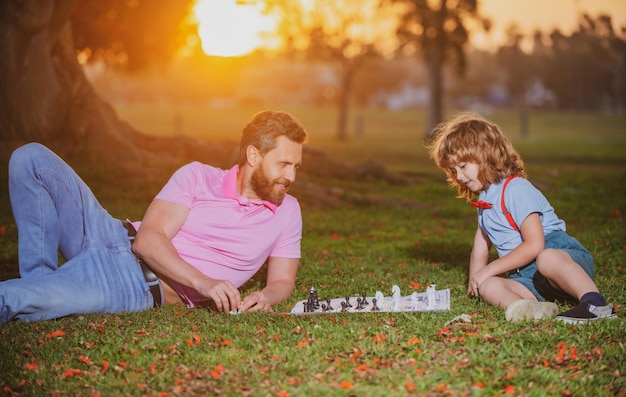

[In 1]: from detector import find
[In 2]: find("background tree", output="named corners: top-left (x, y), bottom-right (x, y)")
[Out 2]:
top-left (494, 24), bottom-right (534, 106)
top-left (542, 14), bottom-right (625, 111)
top-left (265, 0), bottom-right (399, 140)
top-left (493, 13), bottom-right (626, 112)
top-left (71, 0), bottom-right (194, 72)
top-left (387, 0), bottom-right (489, 135)
top-left (0, 0), bottom-right (220, 167)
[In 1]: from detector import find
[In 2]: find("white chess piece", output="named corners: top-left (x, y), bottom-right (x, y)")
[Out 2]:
top-left (427, 284), bottom-right (436, 309)
top-left (391, 285), bottom-right (401, 311)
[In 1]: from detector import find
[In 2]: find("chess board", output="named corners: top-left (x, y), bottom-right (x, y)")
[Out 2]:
top-left (289, 284), bottom-right (450, 315)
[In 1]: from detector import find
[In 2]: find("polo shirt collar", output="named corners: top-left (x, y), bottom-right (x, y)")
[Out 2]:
top-left (222, 165), bottom-right (278, 213)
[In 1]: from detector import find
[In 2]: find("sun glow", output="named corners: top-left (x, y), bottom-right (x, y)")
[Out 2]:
top-left (194, 0), bottom-right (276, 57)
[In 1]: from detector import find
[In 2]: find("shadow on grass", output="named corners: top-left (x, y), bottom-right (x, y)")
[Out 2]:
top-left (0, 262), bottom-right (19, 280)
top-left (404, 241), bottom-right (476, 271)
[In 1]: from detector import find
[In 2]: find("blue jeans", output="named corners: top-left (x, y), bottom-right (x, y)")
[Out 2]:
top-left (507, 230), bottom-right (594, 301)
top-left (0, 143), bottom-right (153, 322)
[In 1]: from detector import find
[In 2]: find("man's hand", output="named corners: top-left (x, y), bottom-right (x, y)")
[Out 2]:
top-left (241, 291), bottom-right (273, 312)
top-left (194, 278), bottom-right (241, 312)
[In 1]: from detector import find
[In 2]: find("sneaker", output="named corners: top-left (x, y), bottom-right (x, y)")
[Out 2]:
top-left (505, 299), bottom-right (559, 322)
top-left (555, 302), bottom-right (618, 324)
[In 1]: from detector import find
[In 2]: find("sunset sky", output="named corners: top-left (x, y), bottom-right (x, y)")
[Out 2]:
top-left (193, 0), bottom-right (626, 56)
top-left (475, 0), bottom-right (626, 49)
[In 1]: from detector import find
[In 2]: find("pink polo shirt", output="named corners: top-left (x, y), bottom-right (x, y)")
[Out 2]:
top-left (134, 162), bottom-right (302, 307)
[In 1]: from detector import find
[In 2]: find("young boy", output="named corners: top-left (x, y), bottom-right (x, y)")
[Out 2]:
top-left (426, 112), bottom-right (616, 323)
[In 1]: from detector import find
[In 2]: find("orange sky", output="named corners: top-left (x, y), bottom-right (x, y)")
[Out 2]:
top-left (473, 0), bottom-right (626, 49)
top-left (190, 0), bottom-right (626, 56)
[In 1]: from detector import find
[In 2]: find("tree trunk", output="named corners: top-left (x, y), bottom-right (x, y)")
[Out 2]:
top-left (423, 0), bottom-right (446, 137)
top-left (336, 63), bottom-right (356, 141)
top-left (0, 1), bottom-right (232, 169)
top-left (0, 0), bottom-right (78, 154)
top-left (425, 50), bottom-right (443, 137)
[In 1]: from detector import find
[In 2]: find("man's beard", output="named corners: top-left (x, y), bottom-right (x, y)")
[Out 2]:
top-left (250, 163), bottom-right (290, 205)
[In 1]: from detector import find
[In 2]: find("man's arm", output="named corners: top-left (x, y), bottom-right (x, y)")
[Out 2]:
top-left (241, 257), bottom-right (300, 312)
top-left (132, 199), bottom-right (242, 312)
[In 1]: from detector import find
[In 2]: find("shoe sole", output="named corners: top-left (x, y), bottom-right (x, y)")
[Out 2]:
top-left (556, 313), bottom-right (618, 324)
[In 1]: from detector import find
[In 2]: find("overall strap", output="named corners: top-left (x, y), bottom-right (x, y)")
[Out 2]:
top-left (501, 175), bottom-right (520, 233)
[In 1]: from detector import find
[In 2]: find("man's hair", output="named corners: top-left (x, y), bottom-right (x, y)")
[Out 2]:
top-left (426, 112), bottom-right (526, 201)
top-left (238, 110), bottom-right (309, 166)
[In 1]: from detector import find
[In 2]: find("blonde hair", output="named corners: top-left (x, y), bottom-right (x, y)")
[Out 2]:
top-left (426, 113), bottom-right (526, 201)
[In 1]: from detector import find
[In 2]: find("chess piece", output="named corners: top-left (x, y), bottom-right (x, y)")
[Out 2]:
top-left (361, 293), bottom-right (368, 305)
top-left (356, 297), bottom-right (364, 310)
top-left (303, 302), bottom-right (309, 313)
top-left (375, 291), bottom-right (385, 310)
top-left (371, 298), bottom-right (380, 311)
top-left (326, 299), bottom-right (334, 311)
top-left (392, 285), bottom-right (401, 312)
top-left (309, 288), bottom-right (320, 309)
top-left (321, 303), bottom-right (327, 312)
top-left (344, 296), bottom-right (353, 308)
top-left (427, 284), bottom-right (436, 309)
top-left (341, 301), bottom-right (348, 312)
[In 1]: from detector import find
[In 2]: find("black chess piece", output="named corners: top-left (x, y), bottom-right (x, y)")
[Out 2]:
top-left (341, 301), bottom-right (348, 312)
top-left (303, 302), bottom-right (309, 313)
top-left (326, 299), bottom-right (334, 311)
top-left (361, 293), bottom-right (369, 305)
top-left (356, 297), bottom-right (364, 310)
top-left (321, 303), bottom-right (327, 312)
top-left (309, 288), bottom-right (320, 309)
top-left (344, 296), bottom-right (352, 308)
top-left (371, 298), bottom-right (380, 311)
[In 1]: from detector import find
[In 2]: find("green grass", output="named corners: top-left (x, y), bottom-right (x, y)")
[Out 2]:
top-left (1, 107), bottom-right (625, 396)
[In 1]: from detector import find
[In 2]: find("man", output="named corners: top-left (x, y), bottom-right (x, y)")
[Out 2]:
top-left (0, 110), bottom-right (308, 322)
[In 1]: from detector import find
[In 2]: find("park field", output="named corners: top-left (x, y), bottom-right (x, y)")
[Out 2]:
top-left (0, 107), bottom-right (625, 396)
top-left (113, 105), bottom-right (626, 171)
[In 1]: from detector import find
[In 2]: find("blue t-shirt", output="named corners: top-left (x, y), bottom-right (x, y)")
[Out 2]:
top-left (477, 177), bottom-right (565, 257)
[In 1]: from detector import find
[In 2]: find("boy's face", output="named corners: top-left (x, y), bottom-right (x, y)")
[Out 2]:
top-left (451, 160), bottom-right (484, 192)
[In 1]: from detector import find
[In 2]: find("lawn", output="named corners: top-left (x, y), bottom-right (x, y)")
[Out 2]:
top-left (0, 107), bottom-right (625, 396)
